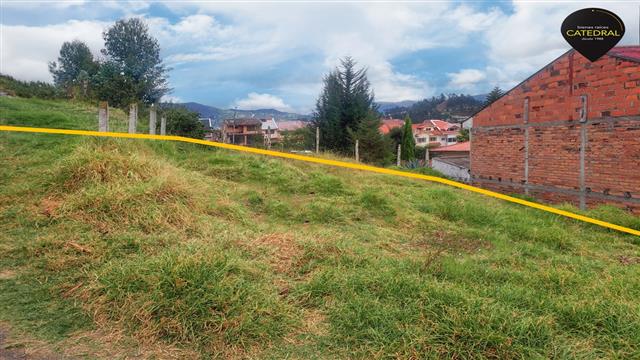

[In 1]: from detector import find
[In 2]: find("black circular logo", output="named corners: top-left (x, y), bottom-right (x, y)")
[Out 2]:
top-left (561, 8), bottom-right (625, 62)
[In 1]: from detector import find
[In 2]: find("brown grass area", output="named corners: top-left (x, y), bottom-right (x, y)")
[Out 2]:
top-left (250, 233), bottom-right (302, 274)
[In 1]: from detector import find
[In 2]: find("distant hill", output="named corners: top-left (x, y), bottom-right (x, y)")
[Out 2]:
top-left (382, 94), bottom-right (484, 122)
top-left (164, 102), bottom-right (311, 129)
top-left (377, 100), bottom-right (417, 112)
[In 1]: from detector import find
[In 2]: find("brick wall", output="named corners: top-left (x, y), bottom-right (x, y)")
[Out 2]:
top-left (471, 49), bottom-right (640, 212)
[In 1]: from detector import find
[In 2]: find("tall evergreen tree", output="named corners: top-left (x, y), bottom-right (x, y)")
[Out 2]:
top-left (313, 57), bottom-right (378, 154)
top-left (401, 115), bottom-right (415, 161)
top-left (485, 86), bottom-right (504, 106)
top-left (48, 40), bottom-right (98, 96)
top-left (98, 18), bottom-right (170, 106)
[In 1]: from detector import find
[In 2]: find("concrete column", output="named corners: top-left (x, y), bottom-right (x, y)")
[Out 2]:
top-left (128, 103), bottom-right (138, 134)
top-left (397, 144), bottom-right (401, 167)
top-left (355, 140), bottom-right (359, 162)
top-left (149, 104), bottom-right (157, 135)
top-left (523, 98), bottom-right (530, 195)
top-left (98, 101), bottom-right (109, 132)
top-left (578, 94), bottom-right (588, 210)
top-left (315, 127), bottom-right (320, 153)
top-left (160, 115), bottom-right (166, 135)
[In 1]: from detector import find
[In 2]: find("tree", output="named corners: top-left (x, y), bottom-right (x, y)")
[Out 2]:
top-left (99, 18), bottom-right (170, 106)
top-left (92, 61), bottom-right (137, 108)
top-left (163, 107), bottom-right (204, 139)
top-left (48, 40), bottom-right (98, 97)
top-left (457, 127), bottom-right (470, 142)
top-left (485, 86), bottom-right (504, 106)
top-left (348, 114), bottom-right (390, 164)
top-left (401, 115), bottom-right (415, 161)
top-left (313, 57), bottom-right (378, 154)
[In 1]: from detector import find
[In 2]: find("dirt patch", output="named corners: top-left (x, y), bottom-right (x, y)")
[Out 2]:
top-left (0, 324), bottom-right (57, 360)
top-left (0, 270), bottom-right (16, 280)
top-left (39, 198), bottom-right (62, 218)
top-left (618, 255), bottom-right (640, 266)
top-left (283, 308), bottom-right (329, 346)
top-left (250, 233), bottom-right (302, 273)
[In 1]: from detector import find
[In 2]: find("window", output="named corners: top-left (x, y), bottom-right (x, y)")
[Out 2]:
top-left (429, 137), bottom-right (436, 141)
top-left (417, 138), bottom-right (426, 143)
top-left (448, 138), bottom-right (456, 142)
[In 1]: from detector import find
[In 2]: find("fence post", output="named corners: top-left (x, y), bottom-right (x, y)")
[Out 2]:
top-left (128, 103), bottom-right (138, 134)
top-left (149, 104), bottom-right (157, 135)
top-left (425, 146), bottom-right (430, 166)
top-left (160, 115), bottom-right (166, 135)
top-left (397, 144), bottom-right (401, 167)
top-left (98, 101), bottom-right (109, 132)
top-left (355, 139), bottom-right (359, 162)
top-left (315, 127), bottom-right (320, 153)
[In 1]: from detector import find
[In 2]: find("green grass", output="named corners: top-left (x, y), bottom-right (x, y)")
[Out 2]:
top-left (1, 97), bottom-right (640, 358)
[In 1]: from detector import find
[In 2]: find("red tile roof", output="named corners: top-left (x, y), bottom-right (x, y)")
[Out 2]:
top-left (430, 141), bottom-right (469, 152)
top-left (608, 46), bottom-right (640, 63)
top-left (277, 120), bottom-right (307, 131)
top-left (379, 119), bottom-right (404, 134)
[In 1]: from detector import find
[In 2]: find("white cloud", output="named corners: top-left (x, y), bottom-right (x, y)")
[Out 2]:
top-left (161, 95), bottom-right (182, 103)
top-left (0, 20), bottom-right (107, 82)
top-left (234, 92), bottom-right (293, 112)
top-left (447, 69), bottom-right (487, 90)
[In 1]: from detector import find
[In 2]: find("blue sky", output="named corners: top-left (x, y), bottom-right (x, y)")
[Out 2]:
top-left (2, 1), bottom-right (639, 114)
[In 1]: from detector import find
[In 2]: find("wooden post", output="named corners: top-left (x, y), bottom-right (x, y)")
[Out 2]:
top-left (355, 140), bottom-right (359, 162)
top-left (98, 101), bottom-right (109, 132)
top-left (160, 115), bottom-right (166, 135)
top-left (128, 103), bottom-right (138, 134)
top-left (149, 104), bottom-right (157, 135)
top-left (425, 146), bottom-right (430, 166)
top-left (397, 144), bottom-right (401, 167)
top-left (315, 127), bottom-right (320, 153)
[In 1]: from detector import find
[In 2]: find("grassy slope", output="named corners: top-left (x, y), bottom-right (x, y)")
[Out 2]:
top-left (1, 97), bottom-right (640, 359)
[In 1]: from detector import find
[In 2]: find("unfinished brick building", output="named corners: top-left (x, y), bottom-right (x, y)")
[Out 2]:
top-left (470, 46), bottom-right (640, 212)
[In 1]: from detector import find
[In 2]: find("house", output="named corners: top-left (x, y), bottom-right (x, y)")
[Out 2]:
top-left (430, 141), bottom-right (470, 182)
top-left (260, 117), bottom-right (279, 143)
top-left (470, 46), bottom-right (640, 212)
top-left (413, 120), bottom-right (460, 147)
top-left (379, 119), bottom-right (405, 134)
top-left (379, 119), bottom-right (460, 147)
top-left (199, 117), bottom-right (221, 141)
top-left (223, 118), bottom-right (262, 145)
top-left (277, 120), bottom-right (307, 132)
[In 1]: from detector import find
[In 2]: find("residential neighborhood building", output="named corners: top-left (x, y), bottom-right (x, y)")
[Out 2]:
top-left (277, 120), bottom-right (308, 132)
top-left (223, 118), bottom-right (262, 145)
top-left (470, 46), bottom-right (640, 212)
top-left (379, 119), bottom-right (460, 147)
top-left (261, 117), bottom-right (279, 143)
top-left (430, 141), bottom-right (470, 182)
top-left (199, 117), bottom-right (221, 141)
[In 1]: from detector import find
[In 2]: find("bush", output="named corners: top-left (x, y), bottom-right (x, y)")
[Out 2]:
top-left (0, 74), bottom-right (62, 99)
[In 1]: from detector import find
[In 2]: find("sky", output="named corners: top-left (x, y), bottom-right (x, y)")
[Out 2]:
top-left (1, 1), bottom-right (639, 114)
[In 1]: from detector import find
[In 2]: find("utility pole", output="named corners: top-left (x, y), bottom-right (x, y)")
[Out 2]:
top-left (397, 144), bottom-right (401, 167)
top-left (355, 140), bottom-right (359, 162)
top-left (315, 126), bottom-right (320, 154)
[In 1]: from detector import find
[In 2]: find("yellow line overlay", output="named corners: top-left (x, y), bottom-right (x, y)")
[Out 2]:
top-left (1, 124), bottom-right (639, 237)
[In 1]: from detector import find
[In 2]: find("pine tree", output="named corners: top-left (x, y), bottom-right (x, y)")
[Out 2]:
top-left (313, 57), bottom-right (377, 154)
top-left (401, 115), bottom-right (415, 161)
top-left (349, 113), bottom-right (389, 164)
top-left (485, 86), bottom-right (504, 106)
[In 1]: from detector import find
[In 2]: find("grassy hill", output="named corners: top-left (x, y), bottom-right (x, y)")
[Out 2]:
top-left (1, 97), bottom-right (640, 358)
